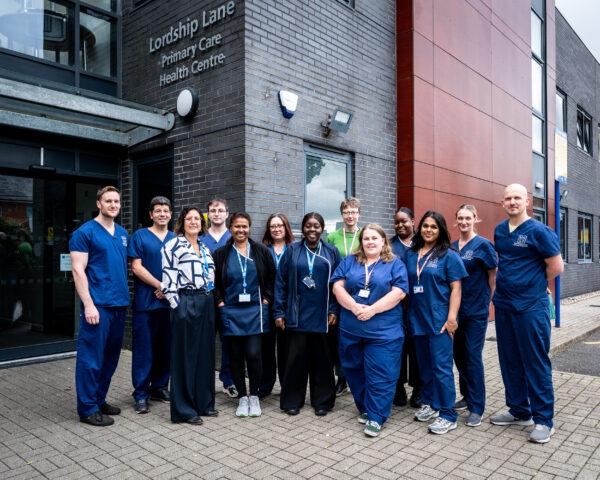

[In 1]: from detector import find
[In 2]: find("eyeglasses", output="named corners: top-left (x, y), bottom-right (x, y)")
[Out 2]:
top-left (269, 224), bottom-right (285, 230)
top-left (208, 208), bottom-right (227, 214)
top-left (342, 210), bottom-right (359, 216)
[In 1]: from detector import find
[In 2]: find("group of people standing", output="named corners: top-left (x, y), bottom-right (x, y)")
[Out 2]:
top-left (70, 183), bottom-right (562, 444)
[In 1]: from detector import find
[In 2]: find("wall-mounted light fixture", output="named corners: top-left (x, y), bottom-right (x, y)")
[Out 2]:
top-left (176, 87), bottom-right (199, 120)
top-left (321, 108), bottom-right (353, 137)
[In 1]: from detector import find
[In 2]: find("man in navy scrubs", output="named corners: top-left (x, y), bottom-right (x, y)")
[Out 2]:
top-left (200, 198), bottom-right (237, 398)
top-left (70, 186), bottom-right (129, 426)
top-left (128, 196), bottom-right (175, 414)
top-left (491, 183), bottom-right (563, 443)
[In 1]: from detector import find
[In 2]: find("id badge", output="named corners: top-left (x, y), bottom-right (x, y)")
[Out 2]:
top-left (302, 276), bottom-right (316, 289)
top-left (413, 285), bottom-right (424, 294)
top-left (358, 289), bottom-right (370, 298)
top-left (239, 293), bottom-right (251, 302)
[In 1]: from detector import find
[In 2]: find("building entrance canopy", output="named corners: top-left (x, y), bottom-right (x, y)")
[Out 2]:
top-left (0, 77), bottom-right (174, 147)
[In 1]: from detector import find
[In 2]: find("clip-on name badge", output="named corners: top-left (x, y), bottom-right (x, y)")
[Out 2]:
top-left (358, 289), bottom-right (370, 298)
top-left (239, 293), bottom-right (251, 302)
top-left (413, 285), bottom-right (424, 294)
top-left (302, 276), bottom-right (316, 289)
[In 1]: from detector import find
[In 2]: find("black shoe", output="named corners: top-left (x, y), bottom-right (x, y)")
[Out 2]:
top-left (315, 408), bottom-right (329, 417)
top-left (134, 399), bottom-right (149, 414)
top-left (201, 409), bottom-right (219, 417)
top-left (80, 411), bottom-right (114, 427)
top-left (393, 385), bottom-right (408, 407)
top-left (454, 398), bottom-right (468, 411)
top-left (150, 388), bottom-right (170, 403)
top-left (409, 389), bottom-right (422, 409)
top-left (335, 377), bottom-right (348, 397)
top-left (285, 408), bottom-right (300, 416)
top-left (184, 416), bottom-right (203, 425)
top-left (99, 403), bottom-right (121, 416)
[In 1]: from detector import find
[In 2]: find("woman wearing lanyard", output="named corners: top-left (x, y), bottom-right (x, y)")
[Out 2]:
top-left (452, 204), bottom-right (497, 427)
top-left (161, 207), bottom-right (216, 425)
top-left (405, 211), bottom-right (467, 434)
top-left (274, 212), bottom-right (342, 416)
top-left (331, 224), bottom-right (408, 437)
top-left (258, 213), bottom-right (295, 398)
top-left (390, 207), bottom-right (422, 408)
top-left (213, 212), bottom-right (276, 418)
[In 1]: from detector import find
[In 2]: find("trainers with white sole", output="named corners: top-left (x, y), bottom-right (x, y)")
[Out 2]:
top-left (529, 424), bottom-right (555, 443)
top-left (414, 404), bottom-right (439, 422)
top-left (490, 412), bottom-right (534, 426)
top-left (364, 420), bottom-right (381, 437)
top-left (428, 417), bottom-right (457, 435)
top-left (223, 384), bottom-right (239, 398)
top-left (235, 396), bottom-right (249, 417)
top-left (357, 413), bottom-right (368, 424)
top-left (248, 395), bottom-right (262, 417)
top-left (465, 412), bottom-right (482, 427)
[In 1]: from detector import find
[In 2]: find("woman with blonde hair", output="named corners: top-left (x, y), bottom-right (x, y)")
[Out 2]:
top-left (331, 223), bottom-right (408, 437)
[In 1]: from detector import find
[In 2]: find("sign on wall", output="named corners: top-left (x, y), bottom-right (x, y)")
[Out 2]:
top-left (148, 0), bottom-right (235, 87)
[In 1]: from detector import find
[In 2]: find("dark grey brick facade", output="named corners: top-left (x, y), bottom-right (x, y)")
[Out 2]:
top-left (555, 9), bottom-right (600, 297)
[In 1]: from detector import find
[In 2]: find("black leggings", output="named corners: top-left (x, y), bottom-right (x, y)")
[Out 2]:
top-left (229, 334), bottom-right (263, 397)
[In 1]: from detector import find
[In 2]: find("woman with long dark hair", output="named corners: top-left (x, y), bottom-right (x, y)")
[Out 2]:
top-left (213, 212), bottom-right (276, 418)
top-left (161, 207), bottom-right (216, 425)
top-left (273, 212), bottom-right (341, 416)
top-left (258, 213), bottom-right (295, 398)
top-left (405, 211), bottom-right (467, 435)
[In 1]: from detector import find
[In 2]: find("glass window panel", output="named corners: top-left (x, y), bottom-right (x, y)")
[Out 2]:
top-left (81, 0), bottom-right (117, 13)
top-left (556, 92), bottom-right (565, 133)
top-left (531, 11), bottom-right (543, 58)
top-left (532, 115), bottom-right (543, 153)
top-left (305, 154), bottom-right (349, 233)
top-left (532, 59), bottom-right (543, 113)
top-left (0, 0), bottom-right (74, 66)
top-left (578, 213), bottom-right (592, 261)
top-left (577, 110), bottom-right (583, 148)
top-left (560, 208), bottom-right (567, 261)
top-left (80, 7), bottom-right (116, 77)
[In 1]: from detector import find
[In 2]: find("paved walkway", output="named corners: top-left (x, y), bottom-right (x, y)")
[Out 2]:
top-left (1, 295), bottom-right (600, 480)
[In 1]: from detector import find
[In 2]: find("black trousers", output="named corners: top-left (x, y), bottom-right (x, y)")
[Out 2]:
top-left (327, 323), bottom-right (343, 377)
top-left (170, 291), bottom-right (215, 422)
top-left (229, 334), bottom-right (262, 397)
top-left (396, 331), bottom-right (421, 391)
top-left (259, 326), bottom-right (278, 396)
top-left (279, 330), bottom-right (335, 411)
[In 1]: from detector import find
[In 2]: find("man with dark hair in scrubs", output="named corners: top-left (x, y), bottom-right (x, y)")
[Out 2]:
top-left (490, 183), bottom-right (563, 444)
top-left (128, 196), bottom-right (175, 414)
top-left (70, 186), bottom-right (129, 427)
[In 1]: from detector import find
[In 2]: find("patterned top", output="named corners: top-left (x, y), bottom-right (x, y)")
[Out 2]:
top-left (161, 235), bottom-right (215, 309)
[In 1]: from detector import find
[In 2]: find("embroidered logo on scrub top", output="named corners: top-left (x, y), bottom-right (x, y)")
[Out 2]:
top-left (428, 257), bottom-right (439, 268)
top-left (121, 236), bottom-right (128, 247)
top-left (461, 250), bottom-right (474, 260)
top-left (513, 235), bottom-right (528, 248)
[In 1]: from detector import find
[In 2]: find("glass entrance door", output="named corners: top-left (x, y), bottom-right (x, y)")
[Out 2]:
top-left (0, 173), bottom-right (103, 362)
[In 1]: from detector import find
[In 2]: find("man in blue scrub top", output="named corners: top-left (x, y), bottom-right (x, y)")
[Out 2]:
top-left (128, 196), bottom-right (175, 414)
top-left (491, 183), bottom-right (563, 444)
top-left (200, 198), bottom-right (237, 398)
top-left (70, 186), bottom-right (129, 427)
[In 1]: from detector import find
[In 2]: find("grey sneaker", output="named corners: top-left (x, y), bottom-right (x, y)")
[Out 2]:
top-left (465, 412), bottom-right (482, 427)
top-left (364, 420), bottom-right (382, 437)
top-left (248, 395), bottom-right (262, 417)
top-left (529, 424), bottom-right (555, 443)
top-left (428, 417), bottom-right (457, 435)
top-left (357, 413), bottom-right (368, 424)
top-left (454, 398), bottom-right (468, 411)
top-left (490, 412), bottom-right (534, 426)
top-left (414, 404), bottom-right (439, 422)
top-left (235, 396), bottom-right (249, 417)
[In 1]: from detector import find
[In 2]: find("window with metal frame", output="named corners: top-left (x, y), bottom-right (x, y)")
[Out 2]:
top-left (577, 107), bottom-right (592, 155)
top-left (560, 207), bottom-right (567, 262)
top-left (578, 212), bottom-right (592, 261)
top-left (556, 90), bottom-right (566, 133)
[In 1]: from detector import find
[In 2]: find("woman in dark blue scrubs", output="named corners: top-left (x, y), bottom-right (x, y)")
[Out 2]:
top-left (258, 213), bottom-right (295, 398)
top-left (406, 211), bottom-right (467, 435)
top-left (213, 213), bottom-right (276, 418)
top-left (273, 212), bottom-right (341, 416)
top-left (452, 204), bottom-right (497, 427)
top-left (332, 224), bottom-right (408, 437)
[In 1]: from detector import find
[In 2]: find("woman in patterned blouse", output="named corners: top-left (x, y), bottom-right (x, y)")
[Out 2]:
top-left (161, 206), bottom-right (217, 425)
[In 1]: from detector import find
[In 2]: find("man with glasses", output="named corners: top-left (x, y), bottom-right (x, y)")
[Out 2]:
top-left (326, 197), bottom-right (363, 396)
top-left (200, 198), bottom-right (237, 398)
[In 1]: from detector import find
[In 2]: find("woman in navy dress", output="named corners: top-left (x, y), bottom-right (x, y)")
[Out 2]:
top-left (258, 213), bottom-right (295, 398)
top-left (406, 211), bottom-right (467, 435)
top-left (452, 204), bottom-right (497, 427)
top-left (332, 224), bottom-right (408, 437)
top-left (213, 213), bottom-right (276, 418)
top-left (273, 212), bottom-right (341, 416)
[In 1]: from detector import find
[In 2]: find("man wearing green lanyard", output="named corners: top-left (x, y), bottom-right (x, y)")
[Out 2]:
top-left (326, 197), bottom-right (362, 396)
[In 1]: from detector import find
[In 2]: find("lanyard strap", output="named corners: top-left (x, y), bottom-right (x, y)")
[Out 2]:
top-left (416, 248), bottom-right (435, 284)
top-left (197, 243), bottom-right (211, 282)
top-left (272, 244), bottom-right (286, 268)
top-left (305, 242), bottom-right (321, 277)
top-left (364, 259), bottom-right (380, 289)
top-left (343, 228), bottom-right (358, 256)
top-left (234, 243), bottom-right (251, 292)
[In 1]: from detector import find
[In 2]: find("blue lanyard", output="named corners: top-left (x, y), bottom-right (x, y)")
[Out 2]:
top-left (235, 243), bottom-right (251, 292)
top-left (197, 243), bottom-right (213, 290)
top-left (305, 242), bottom-right (321, 277)
top-left (272, 244), bottom-right (286, 268)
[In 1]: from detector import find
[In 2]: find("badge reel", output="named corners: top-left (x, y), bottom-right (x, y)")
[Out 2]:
top-left (239, 292), bottom-right (251, 302)
top-left (413, 285), bottom-right (424, 294)
top-left (358, 288), bottom-right (370, 298)
top-left (302, 275), bottom-right (316, 289)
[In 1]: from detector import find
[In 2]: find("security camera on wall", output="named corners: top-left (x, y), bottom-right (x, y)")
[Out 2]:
top-left (278, 90), bottom-right (298, 119)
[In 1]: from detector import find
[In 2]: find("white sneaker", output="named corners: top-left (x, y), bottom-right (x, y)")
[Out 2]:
top-left (529, 424), bottom-right (555, 443)
top-left (248, 395), bottom-right (262, 417)
top-left (428, 417), bottom-right (458, 435)
top-left (414, 404), bottom-right (439, 422)
top-left (236, 396), bottom-right (249, 417)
